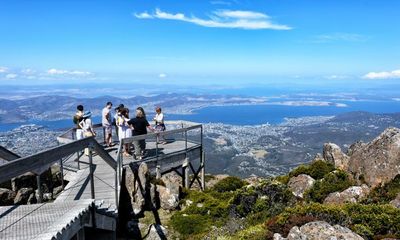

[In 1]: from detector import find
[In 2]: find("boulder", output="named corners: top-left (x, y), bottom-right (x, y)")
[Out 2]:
top-left (146, 224), bottom-right (169, 240)
top-left (347, 141), bottom-right (365, 157)
top-left (288, 174), bottom-right (315, 199)
top-left (160, 172), bottom-right (181, 196)
top-left (389, 193), bottom-right (400, 208)
top-left (348, 127), bottom-right (400, 187)
top-left (324, 185), bottom-right (370, 204)
top-left (14, 188), bottom-right (34, 205)
top-left (125, 162), bottom-right (151, 215)
top-left (157, 185), bottom-right (179, 210)
top-left (274, 221), bottom-right (363, 240)
top-left (323, 143), bottom-right (350, 171)
top-left (0, 188), bottom-right (16, 205)
top-left (27, 193), bottom-right (36, 204)
top-left (11, 172), bottom-right (37, 192)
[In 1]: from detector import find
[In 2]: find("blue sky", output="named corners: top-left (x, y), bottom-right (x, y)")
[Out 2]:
top-left (0, 0), bottom-right (399, 86)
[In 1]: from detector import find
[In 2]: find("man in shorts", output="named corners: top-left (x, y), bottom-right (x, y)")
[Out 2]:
top-left (102, 102), bottom-right (113, 147)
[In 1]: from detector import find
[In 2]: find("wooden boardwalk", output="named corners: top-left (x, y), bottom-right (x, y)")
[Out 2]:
top-left (0, 124), bottom-right (204, 239)
top-left (57, 140), bottom-right (198, 212)
top-left (0, 199), bottom-right (94, 240)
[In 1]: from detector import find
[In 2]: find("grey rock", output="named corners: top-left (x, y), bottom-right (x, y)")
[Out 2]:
top-left (146, 224), bottom-right (168, 240)
top-left (125, 162), bottom-right (150, 215)
top-left (323, 143), bottom-right (350, 171)
top-left (157, 185), bottom-right (179, 210)
top-left (11, 172), bottom-right (37, 192)
top-left (14, 187), bottom-right (33, 204)
top-left (0, 188), bottom-right (16, 205)
top-left (160, 172), bottom-right (181, 196)
top-left (324, 184), bottom-right (370, 204)
top-left (348, 127), bottom-right (400, 187)
top-left (27, 193), bottom-right (36, 204)
top-left (52, 185), bottom-right (63, 196)
top-left (274, 221), bottom-right (364, 240)
top-left (288, 174), bottom-right (315, 198)
top-left (390, 193), bottom-right (400, 208)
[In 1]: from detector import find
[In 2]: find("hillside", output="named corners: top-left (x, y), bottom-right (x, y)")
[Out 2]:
top-left (123, 127), bottom-right (400, 239)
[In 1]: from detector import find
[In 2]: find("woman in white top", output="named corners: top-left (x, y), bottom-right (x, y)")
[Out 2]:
top-left (117, 108), bottom-right (132, 156)
top-left (79, 111), bottom-right (96, 156)
top-left (153, 107), bottom-right (166, 144)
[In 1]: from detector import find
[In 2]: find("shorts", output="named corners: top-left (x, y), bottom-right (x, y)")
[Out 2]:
top-left (103, 125), bottom-right (112, 135)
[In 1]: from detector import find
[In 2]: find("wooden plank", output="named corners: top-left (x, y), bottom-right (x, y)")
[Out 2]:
top-left (0, 137), bottom-right (94, 183)
top-left (0, 145), bottom-right (20, 161)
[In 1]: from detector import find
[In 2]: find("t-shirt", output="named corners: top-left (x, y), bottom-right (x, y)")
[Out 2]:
top-left (128, 117), bottom-right (150, 136)
top-left (154, 113), bottom-right (164, 124)
top-left (102, 107), bottom-right (111, 126)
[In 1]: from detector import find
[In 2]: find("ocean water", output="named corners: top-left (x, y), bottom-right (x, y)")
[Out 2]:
top-left (1, 100), bottom-right (400, 132)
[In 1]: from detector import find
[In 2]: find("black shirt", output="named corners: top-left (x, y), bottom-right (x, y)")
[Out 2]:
top-left (128, 117), bottom-right (150, 135)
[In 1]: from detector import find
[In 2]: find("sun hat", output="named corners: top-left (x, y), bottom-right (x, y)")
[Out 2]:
top-left (83, 111), bottom-right (92, 118)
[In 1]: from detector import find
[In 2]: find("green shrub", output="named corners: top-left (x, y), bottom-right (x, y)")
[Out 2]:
top-left (212, 176), bottom-right (246, 192)
top-left (171, 189), bottom-right (234, 237)
top-left (289, 160), bottom-right (335, 180)
top-left (170, 213), bottom-right (211, 237)
top-left (363, 174), bottom-right (400, 204)
top-left (306, 170), bottom-right (354, 203)
top-left (229, 224), bottom-right (269, 240)
top-left (266, 203), bottom-right (400, 239)
top-left (275, 175), bottom-right (290, 185)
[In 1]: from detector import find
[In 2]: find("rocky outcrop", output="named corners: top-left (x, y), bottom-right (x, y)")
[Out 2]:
top-left (273, 221), bottom-right (363, 240)
top-left (288, 174), bottom-right (315, 199)
top-left (125, 162), bottom-right (151, 215)
top-left (323, 143), bottom-right (349, 171)
top-left (157, 185), bottom-right (179, 210)
top-left (0, 188), bottom-right (16, 205)
top-left (348, 127), bottom-right (400, 187)
top-left (11, 172), bottom-right (37, 192)
top-left (390, 193), bottom-right (400, 208)
top-left (324, 185), bottom-right (370, 204)
top-left (14, 188), bottom-right (34, 205)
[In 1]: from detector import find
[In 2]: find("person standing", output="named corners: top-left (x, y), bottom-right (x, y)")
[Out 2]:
top-left (73, 105), bottom-right (84, 140)
top-left (153, 107), bottom-right (167, 144)
top-left (79, 111), bottom-right (96, 155)
top-left (113, 104), bottom-right (124, 139)
top-left (128, 107), bottom-right (154, 160)
top-left (117, 108), bottom-right (132, 157)
top-left (102, 102), bottom-right (113, 147)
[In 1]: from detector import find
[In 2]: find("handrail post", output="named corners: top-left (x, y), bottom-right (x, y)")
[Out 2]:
top-left (156, 139), bottom-right (161, 179)
top-left (60, 158), bottom-right (65, 188)
top-left (36, 175), bottom-right (43, 203)
top-left (88, 143), bottom-right (95, 199)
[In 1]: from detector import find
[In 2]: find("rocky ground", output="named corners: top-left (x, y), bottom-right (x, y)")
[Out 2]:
top-left (119, 127), bottom-right (400, 239)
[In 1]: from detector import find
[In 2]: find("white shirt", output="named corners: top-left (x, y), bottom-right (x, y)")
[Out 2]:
top-left (154, 113), bottom-right (164, 124)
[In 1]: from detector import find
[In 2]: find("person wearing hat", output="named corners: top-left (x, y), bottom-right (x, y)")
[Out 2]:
top-left (113, 104), bottom-right (124, 139)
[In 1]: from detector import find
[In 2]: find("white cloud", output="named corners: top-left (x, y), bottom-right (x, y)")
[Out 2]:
top-left (21, 68), bottom-right (36, 74)
top-left (159, 73), bottom-right (167, 78)
top-left (134, 8), bottom-right (291, 30)
top-left (47, 68), bottom-right (92, 76)
top-left (324, 75), bottom-right (349, 80)
top-left (134, 12), bottom-right (153, 19)
top-left (0, 67), bottom-right (8, 73)
top-left (210, 1), bottom-right (232, 6)
top-left (314, 33), bottom-right (368, 43)
top-left (363, 69), bottom-right (400, 80)
top-left (6, 73), bottom-right (17, 79)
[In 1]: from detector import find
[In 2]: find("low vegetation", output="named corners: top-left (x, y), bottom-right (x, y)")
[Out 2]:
top-left (305, 170), bottom-right (355, 203)
top-left (266, 203), bottom-right (400, 239)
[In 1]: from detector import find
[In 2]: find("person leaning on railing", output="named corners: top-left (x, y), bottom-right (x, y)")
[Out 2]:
top-left (128, 107), bottom-right (154, 160)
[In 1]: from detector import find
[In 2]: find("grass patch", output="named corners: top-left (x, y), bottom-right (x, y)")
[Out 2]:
top-left (212, 176), bottom-right (246, 193)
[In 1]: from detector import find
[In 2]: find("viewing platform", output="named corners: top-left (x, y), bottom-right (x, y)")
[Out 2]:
top-left (0, 122), bottom-right (205, 240)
